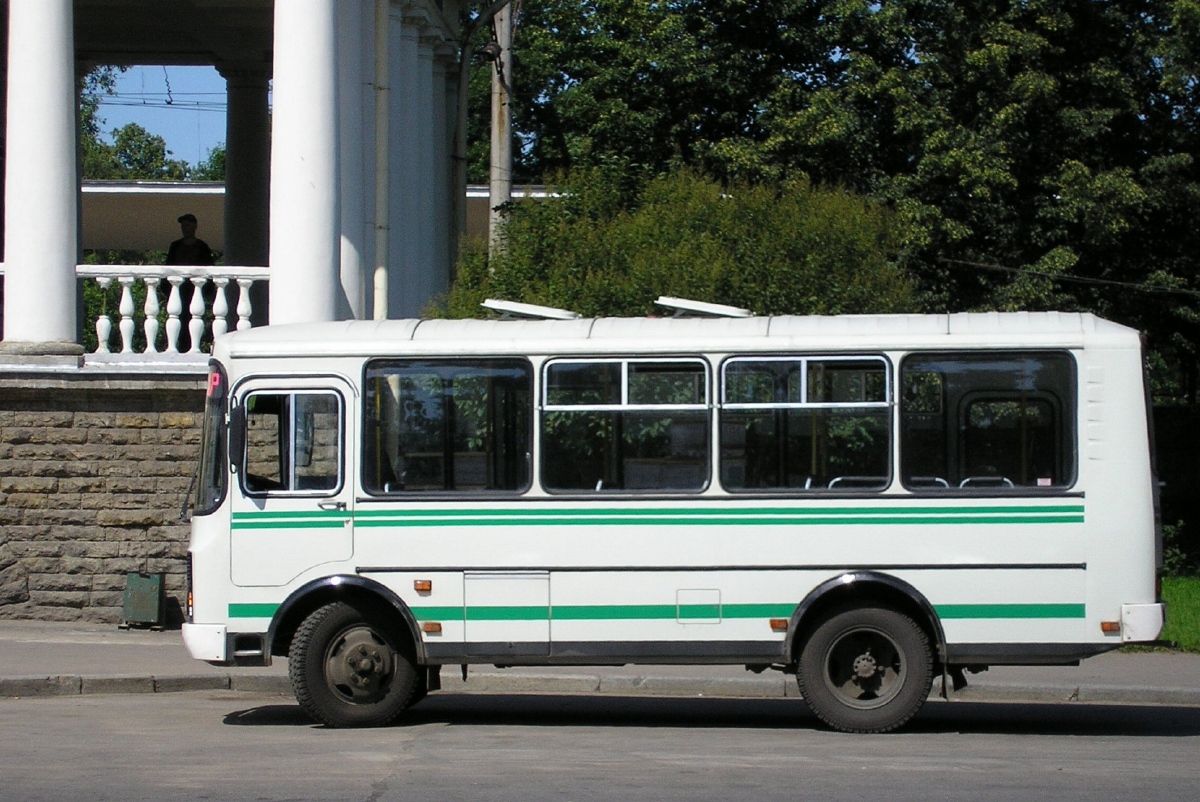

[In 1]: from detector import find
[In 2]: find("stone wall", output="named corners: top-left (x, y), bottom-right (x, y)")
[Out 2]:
top-left (0, 372), bottom-right (205, 624)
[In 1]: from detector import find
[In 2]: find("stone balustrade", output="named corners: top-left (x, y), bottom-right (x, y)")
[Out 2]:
top-left (0, 264), bottom-right (268, 358)
top-left (75, 266), bottom-right (268, 357)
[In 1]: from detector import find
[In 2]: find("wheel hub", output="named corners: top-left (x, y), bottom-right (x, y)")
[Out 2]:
top-left (326, 627), bottom-right (395, 700)
top-left (852, 649), bottom-right (879, 680)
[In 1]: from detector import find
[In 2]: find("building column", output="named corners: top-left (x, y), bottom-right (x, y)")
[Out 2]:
top-left (269, 0), bottom-right (341, 325)
top-left (433, 47), bottom-right (457, 282)
top-left (217, 62), bottom-right (271, 268)
top-left (387, 15), bottom-right (423, 318)
top-left (1, 0), bottom-right (82, 356)
top-left (337, 0), bottom-right (371, 320)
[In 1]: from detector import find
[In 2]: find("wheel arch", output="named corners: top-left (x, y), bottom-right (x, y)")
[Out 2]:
top-left (267, 575), bottom-right (426, 663)
top-left (785, 571), bottom-right (946, 666)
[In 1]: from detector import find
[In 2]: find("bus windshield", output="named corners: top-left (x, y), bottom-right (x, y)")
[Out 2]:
top-left (193, 361), bottom-right (228, 516)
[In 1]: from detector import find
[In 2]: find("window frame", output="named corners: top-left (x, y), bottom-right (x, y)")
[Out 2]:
top-left (237, 388), bottom-right (346, 498)
top-left (360, 357), bottom-right (535, 496)
top-left (718, 354), bottom-right (893, 494)
top-left (539, 357), bottom-right (712, 494)
top-left (542, 357), bottom-right (711, 412)
top-left (898, 350), bottom-right (1078, 493)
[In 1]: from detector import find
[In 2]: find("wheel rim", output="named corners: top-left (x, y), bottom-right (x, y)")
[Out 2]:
top-left (322, 624), bottom-right (396, 705)
top-left (821, 624), bottom-right (906, 710)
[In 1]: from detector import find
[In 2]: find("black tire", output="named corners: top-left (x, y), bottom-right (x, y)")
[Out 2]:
top-left (796, 605), bottom-right (933, 733)
top-left (288, 602), bottom-right (418, 728)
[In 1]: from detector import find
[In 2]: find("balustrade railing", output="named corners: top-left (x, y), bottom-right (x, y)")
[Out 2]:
top-left (75, 265), bottom-right (268, 357)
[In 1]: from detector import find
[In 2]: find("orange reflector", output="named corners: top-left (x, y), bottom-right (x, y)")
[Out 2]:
top-left (414, 579), bottom-right (433, 593)
top-left (769, 618), bottom-right (789, 633)
top-left (423, 622), bottom-right (442, 634)
top-left (1100, 621), bottom-right (1121, 634)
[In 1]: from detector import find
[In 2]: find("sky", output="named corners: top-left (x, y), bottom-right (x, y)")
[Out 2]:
top-left (95, 65), bottom-right (235, 168)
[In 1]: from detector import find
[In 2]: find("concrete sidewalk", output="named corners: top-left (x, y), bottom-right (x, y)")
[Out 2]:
top-left (2, 619), bottom-right (1199, 707)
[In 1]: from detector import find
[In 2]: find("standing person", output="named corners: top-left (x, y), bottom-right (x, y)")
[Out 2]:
top-left (166, 213), bottom-right (214, 267)
top-left (164, 213), bottom-right (215, 351)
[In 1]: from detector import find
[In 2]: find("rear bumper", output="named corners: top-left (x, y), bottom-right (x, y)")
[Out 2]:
top-left (1122, 603), bottom-right (1166, 643)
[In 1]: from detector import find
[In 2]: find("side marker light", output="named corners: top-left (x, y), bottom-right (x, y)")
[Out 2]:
top-left (769, 618), bottom-right (789, 633)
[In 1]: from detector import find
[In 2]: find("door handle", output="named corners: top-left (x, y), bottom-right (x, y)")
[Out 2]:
top-left (318, 501), bottom-right (347, 511)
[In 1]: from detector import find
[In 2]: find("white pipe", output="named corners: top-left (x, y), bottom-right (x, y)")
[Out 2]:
top-left (372, 0), bottom-right (391, 320)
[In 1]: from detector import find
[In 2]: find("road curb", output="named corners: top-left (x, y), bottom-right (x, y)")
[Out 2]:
top-left (4, 671), bottom-right (1200, 707)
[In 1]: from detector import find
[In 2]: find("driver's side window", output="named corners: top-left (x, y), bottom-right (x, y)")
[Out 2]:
top-left (242, 390), bottom-right (343, 494)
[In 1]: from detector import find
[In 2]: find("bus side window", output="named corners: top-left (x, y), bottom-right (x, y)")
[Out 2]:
top-left (899, 352), bottom-right (1075, 490)
top-left (362, 359), bottom-right (532, 493)
top-left (541, 359), bottom-right (710, 492)
top-left (719, 357), bottom-right (890, 492)
top-left (241, 391), bottom-right (342, 494)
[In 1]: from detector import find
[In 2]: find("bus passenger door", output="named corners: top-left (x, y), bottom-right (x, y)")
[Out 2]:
top-left (229, 380), bottom-right (355, 587)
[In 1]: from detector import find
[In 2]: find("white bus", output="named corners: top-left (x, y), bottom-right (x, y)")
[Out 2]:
top-left (182, 305), bottom-right (1165, 733)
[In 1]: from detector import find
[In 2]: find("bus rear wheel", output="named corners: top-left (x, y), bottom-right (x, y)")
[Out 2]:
top-left (289, 601), bottom-right (417, 728)
top-left (796, 605), bottom-right (932, 733)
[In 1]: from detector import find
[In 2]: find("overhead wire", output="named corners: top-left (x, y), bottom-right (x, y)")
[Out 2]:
top-left (938, 258), bottom-right (1200, 301)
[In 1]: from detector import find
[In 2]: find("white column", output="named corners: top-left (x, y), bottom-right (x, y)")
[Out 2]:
top-left (1, 0), bottom-right (81, 353)
top-left (337, 0), bottom-right (370, 320)
top-left (387, 16), bottom-right (423, 318)
top-left (269, 0), bottom-right (341, 325)
top-left (433, 48), bottom-right (457, 283)
top-left (415, 35), bottom-right (439, 304)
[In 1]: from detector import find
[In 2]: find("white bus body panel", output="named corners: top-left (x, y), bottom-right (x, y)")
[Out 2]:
top-left (188, 312), bottom-right (1163, 667)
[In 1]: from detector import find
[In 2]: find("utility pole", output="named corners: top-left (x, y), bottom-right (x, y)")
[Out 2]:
top-left (488, 2), bottom-right (513, 258)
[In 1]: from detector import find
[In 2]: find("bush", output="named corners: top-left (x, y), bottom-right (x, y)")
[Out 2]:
top-left (1163, 521), bottom-right (1199, 578)
top-left (440, 168), bottom-right (916, 318)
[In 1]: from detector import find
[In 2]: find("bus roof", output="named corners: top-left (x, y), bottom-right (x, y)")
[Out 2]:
top-left (217, 311), bottom-right (1139, 360)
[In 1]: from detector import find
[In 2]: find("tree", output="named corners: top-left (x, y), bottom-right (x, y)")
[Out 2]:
top-left (80, 66), bottom-right (125, 179)
top-left (190, 144), bottom-right (227, 182)
top-left (466, 0), bottom-right (822, 181)
top-left (442, 167), bottom-right (915, 318)
top-left (111, 123), bottom-right (190, 180)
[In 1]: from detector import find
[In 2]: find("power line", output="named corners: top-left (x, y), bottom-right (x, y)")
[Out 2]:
top-left (939, 258), bottom-right (1200, 300)
top-left (97, 97), bottom-right (227, 113)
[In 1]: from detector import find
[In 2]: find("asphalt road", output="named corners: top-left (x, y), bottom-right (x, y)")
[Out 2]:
top-left (3, 690), bottom-right (1198, 802)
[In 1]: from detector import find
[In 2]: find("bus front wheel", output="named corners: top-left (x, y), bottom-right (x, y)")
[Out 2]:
top-left (289, 601), bottom-right (418, 728)
top-left (796, 605), bottom-right (933, 733)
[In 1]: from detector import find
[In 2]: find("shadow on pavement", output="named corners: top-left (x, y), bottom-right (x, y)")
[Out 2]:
top-left (220, 692), bottom-right (1200, 737)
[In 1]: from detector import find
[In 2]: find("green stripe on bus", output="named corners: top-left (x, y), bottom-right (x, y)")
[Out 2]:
top-left (229, 603), bottom-right (279, 618)
top-left (230, 506), bottom-right (1083, 529)
top-left (351, 506), bottom-right (1084, 528)
top-left (935, 603), bottom-right (1086, 619)
top-left (358, 515), bottom-right (1080, 527)
top-left (230, 601), bottom-right (1082, 622)
top-left (409, 604), bottom-right (793, 621)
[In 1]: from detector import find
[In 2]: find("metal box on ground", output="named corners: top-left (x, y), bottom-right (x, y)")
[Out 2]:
top-left (121, 572), bottom-right (164, 628)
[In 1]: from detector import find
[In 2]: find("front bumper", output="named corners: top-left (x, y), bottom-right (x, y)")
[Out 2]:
top-left (182, 622), bottom-right (228, 662)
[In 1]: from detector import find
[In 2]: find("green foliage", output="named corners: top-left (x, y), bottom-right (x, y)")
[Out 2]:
top-left (472, 0), bottom-right (818, 181)
top-left (480, 1), bottom-right (1200, 400)
top-left (1161, 577), bottom-right (1200, 652)
top-left (190, 144), bottom-right (228, 182)
top-left (1163, 521), bottom-right (1200, 578)
top-left (441, 167), bottom-right (914, 318)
